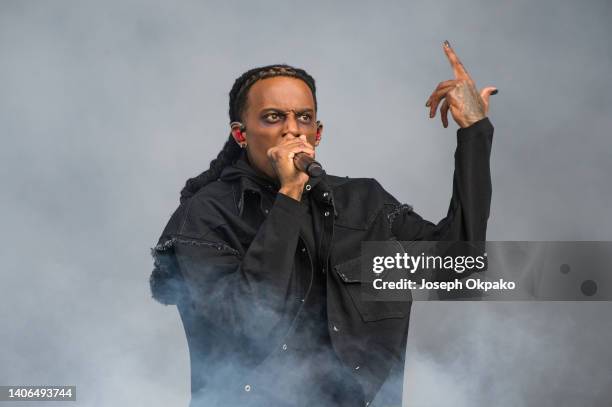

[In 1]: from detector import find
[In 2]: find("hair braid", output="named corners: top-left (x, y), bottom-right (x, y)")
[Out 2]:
top-left (179, 64), bottom-right (318, 203)
top-left (179, 135), bottom-right (241, 203)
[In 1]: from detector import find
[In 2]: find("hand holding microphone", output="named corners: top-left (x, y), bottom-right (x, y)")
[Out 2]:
top-left (293, 152), bottom-right (325, 177)
top-left (286, 134), bottom-right (324, 177)
top-left (267, 134), bottom-right (323, 201)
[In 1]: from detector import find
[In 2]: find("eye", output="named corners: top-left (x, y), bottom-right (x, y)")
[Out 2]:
top-left (298, 113), bottom-right (312, 123)
top-left (264, 112), bottom-right (281, 123)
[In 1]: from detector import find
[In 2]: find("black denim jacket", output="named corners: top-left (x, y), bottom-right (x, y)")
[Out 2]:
top-left (150, 117), bottom-right (494, 406)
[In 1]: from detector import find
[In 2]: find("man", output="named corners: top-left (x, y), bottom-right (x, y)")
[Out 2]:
top-left (150, 41), bottom-right (496, 406)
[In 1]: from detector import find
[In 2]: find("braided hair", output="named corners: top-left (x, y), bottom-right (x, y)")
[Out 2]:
top-left (179, 64), bottom-right (318, 203)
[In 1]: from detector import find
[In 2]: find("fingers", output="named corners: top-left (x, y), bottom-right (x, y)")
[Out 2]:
top-left (286, 143), bottom-right (315, 160)
top-left (268, 135), bottom-right (315, 162)
top-left (440, 99), bottom-right (450, 128)
top-left (425, 79), bottom-right (458, 106)
top-left (426, 80), bottom-right (459, 118)
top-left (428, 86), bottom-right (453, 118)
top-left (287, 144), bottom-right (315, 159)
top-left (443, 40), bottom-right (472, 82)
top-left (479, 86), bottom-right (498, 114)
top-left (289, 135), bottom-right (315, 158)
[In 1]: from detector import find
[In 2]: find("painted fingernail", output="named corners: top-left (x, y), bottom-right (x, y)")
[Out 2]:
top-left (443, 40), bottom-right (450, 47)
top-left (425, 101), bottom-right (431, 107)
top-left (491, 89), bottom-right (499, 95)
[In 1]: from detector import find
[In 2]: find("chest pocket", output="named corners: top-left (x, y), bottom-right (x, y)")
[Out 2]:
top-left (333, 256), bottom-right (410, 322)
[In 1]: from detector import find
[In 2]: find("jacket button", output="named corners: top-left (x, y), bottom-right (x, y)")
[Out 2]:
top-left (282, 343), bottom-right (288, 351)
top-left (305, 184), bottom-right (312, 191)
top-left (301, 247), bottom-right (306, 253)
top-left (365, 402), bottom-right (370, 406)
top-left (324, 211), bottom-right (330, 217)
top-left (354, 365), bottom-right (360, 370)
top-left (264, 209), bottom-right (269, 214)
top-left (332, 325), bottom-right (340, 332)
top-left (322, 192), bottom-right (329, 198)
top-left (244, 384), bottom-right (252, 392)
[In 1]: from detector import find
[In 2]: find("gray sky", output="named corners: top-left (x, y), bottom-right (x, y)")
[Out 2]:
top-left (1, 0), bottom-right (611, 406)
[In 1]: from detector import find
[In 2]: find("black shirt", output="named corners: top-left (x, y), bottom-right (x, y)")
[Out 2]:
top-left (249, 159), bottom-right (365, 406)
top-left (289, 187), bottom-right (365, 407)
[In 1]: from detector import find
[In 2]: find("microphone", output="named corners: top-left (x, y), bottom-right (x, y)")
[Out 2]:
top-left (294, 153), bottom-right (325, 177)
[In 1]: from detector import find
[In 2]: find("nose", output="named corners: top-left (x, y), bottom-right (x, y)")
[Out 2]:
top-left (282, 112), bottom-right (300, 137)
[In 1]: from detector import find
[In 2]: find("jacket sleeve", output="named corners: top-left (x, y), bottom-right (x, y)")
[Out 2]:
top-left (149, 202), bottom-right (189, 306)
top-left (387, 117), bottom-right (493, 242)
top-left (151, 192), bottom-right (308, 343)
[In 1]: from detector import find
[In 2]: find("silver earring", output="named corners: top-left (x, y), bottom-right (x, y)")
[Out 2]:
top-left (230, 121), bottom-right (246, 131)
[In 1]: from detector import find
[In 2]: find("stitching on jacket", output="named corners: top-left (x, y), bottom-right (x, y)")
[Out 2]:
top-left (178, 196), bottom-right (197, 235)
top-left (154, 236), bottom-right (240, 256)
top-left (386, 203), bottom-right (414, 228)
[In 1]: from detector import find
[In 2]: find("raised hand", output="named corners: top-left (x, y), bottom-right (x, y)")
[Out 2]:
top-left (425, 40), bottom-right (497, 128)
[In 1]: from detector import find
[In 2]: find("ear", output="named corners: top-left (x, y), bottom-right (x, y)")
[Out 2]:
top-left (315, 120), bottom-right (323, 147)
top-left (230, 121), bottom-right (247, 147)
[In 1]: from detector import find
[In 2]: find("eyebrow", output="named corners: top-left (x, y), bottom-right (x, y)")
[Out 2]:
top-left (260, 107), bottom-right (315, 114)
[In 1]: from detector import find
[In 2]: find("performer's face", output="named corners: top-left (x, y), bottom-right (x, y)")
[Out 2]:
top-left (242, 76), bottom-right (320, 179)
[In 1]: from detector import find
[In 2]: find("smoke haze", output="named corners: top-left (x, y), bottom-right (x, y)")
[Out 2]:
top-left (1, 0), bottom-right (611, 405)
